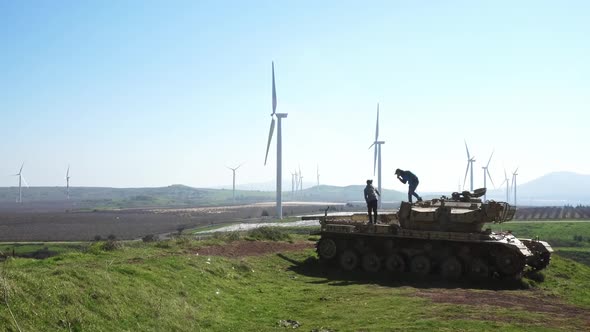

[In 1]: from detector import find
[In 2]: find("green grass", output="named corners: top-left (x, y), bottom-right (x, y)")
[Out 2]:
top-left (0, 222), bottom-right (589, 331)
top-left (1, 231), bottom-right (590, 331)
top-left (489, 221), bottom-right (590, 247)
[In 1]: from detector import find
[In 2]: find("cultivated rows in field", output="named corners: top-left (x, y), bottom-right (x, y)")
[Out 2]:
top-left (0, 204), bottom-right (332, 241)
top-left (515, 206), bottom-right (590, 220)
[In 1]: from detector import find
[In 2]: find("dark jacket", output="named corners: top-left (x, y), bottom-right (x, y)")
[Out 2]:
top-left (397, 170), bottom-right (419, 186)
top-left (364, 184), bottom-right (380, 202)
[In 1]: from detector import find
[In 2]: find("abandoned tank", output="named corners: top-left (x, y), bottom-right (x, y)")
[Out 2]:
top-left (313, 188), bottom-right (553, 279)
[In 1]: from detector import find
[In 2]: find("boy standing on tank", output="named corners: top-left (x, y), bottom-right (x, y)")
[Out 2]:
top-left (395, 168), bottom-right (423, 203)
top-left (364, 179), bottom-right (380, 224)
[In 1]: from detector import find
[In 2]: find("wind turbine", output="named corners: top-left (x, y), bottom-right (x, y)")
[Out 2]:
top-left (291, 171), bottom-right (297, 198)
top-left (463, 141), bottom-right (476, 191)
top-left (368, 103), bottom-right (384, 208)
top-left (499, 168), bottom-right (511, 202)
top-left (316, 164), bottom-right (320, 191)
top-left (227, 163), bottom-right (243, 204)
top-left (263, 61), bottom-right (288, 219)
top-left (14, 163), bottom-right (27, 203)
top-left (299, 168), bottom-right (304, 194)
top-left (481, 151), bottom-right (495, 201)
top-left (512, 168), bottom-right (519, 206)
top-left (66, 165), bottom-right (71, 200)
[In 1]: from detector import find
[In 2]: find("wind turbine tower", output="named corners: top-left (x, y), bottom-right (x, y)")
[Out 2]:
top-left (463, 141), bottom-right (476, 191)
top-left (512, 168), bottom-right (519, 206)
top-left (264, 61), bottom-right (288, 219)
top-left (66, 165), bottom-right (71, 200)
top-left (369, 104), bottom-right (384, 208)
top-left (227, 164), bottom-right (243, 204)
top-left (481, 151), bottom-right (495, 201)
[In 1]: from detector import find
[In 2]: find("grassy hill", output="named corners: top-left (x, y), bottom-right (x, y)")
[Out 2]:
top-left (1, 222), bottom-right (590, 331)
top-left (0, 184), bottom-right (406, 209)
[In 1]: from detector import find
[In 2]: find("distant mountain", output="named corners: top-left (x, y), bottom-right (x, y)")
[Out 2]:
top-left (1, 171), bottom-right (588, 208)
top-left (486, 172), bottom-right (590, 206)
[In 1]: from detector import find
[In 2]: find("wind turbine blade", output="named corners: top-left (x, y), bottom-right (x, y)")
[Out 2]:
top-left (368, 142), bottom-right (375, 150)
top-left (464, 140), bottom-right (470, 159)
top-left (236, 163), bottom-right (244, 170)
top-left (486, 150), bottom-right (494, 168)
top-left (264, 118), bottom-right (275, 165)
top-left (21, 175), bottom-right (29, 188)
top-left (271, 61), bottom-right (277, 115)
top-left (514, 167), bottom-right (519, 174)
top-left (487, 169), bottom-right (496, 188)
top-left (66, 165), bottom-right (70, 178)
top-left (19, 162), bottom-right (24, 174)
top-left (463, 162), bottom-right (470, 189)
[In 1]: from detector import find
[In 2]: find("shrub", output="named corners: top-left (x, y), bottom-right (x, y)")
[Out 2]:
top-left (107, 234), bottom-right (117, 241)
top-left (94, 235), bottom-right (102, 242)
top-left (142, 234), bottom-right (157, 242)
top-left (261, 209), bottom-right (270, 217)
top-left (101, 240), bottom-right (121, 251)
top-left (247, 227), bottom-right (291, 241)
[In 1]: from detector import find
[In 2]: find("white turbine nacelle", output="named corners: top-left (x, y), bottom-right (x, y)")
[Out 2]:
top-left (263, 62), bottom-right (288, 219)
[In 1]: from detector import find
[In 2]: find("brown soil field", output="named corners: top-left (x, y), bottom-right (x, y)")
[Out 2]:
top-left (0, 203), bottom-right (331, 242)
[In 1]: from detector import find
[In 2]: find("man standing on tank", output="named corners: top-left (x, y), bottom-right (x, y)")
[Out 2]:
top-left (395, 168), bottom-right (423, 203)
top-left (364, 179), bottom-right (380, 224)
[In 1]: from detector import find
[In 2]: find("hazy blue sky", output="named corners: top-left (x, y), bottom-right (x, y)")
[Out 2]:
top-left (1, 0), bottom-right (588, 192)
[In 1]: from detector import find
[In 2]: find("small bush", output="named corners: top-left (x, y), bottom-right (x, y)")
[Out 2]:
top-left (94, 235), bottom-right (102, 242)
top-left (142, 234), bottom-right (157, 242)
top-left (261, 209), bottom-right (269, 217)
top-left (101, 240), bottom-right (121, 251)
top-left (107, 234), bottom-right (117, 241)
top-left (247, 227), bottom-right (291, 241)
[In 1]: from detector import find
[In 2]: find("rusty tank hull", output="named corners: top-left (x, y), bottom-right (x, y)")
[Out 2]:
top-left (312, 189), bottom-right (553, 279)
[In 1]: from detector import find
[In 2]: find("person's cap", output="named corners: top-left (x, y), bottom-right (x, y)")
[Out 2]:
top-left (366, 179), bottom-right (373, 184)
top-left (395, 168), bottom-right (402, 175)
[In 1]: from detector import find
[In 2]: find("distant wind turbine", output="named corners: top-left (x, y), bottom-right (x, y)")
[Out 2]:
top-left (316, 164), bottom-right (320, 191)
top-left (500, 168), bottom-right (511, 203)
top-left (13, 163), bottom-right (27, 203)
top-left (481, 151), bottom-right (495, 200)
top-left (227, 163), bottom-right (243, 204)
top-left (263, 61), bottom-right (288, 219)
top-left (463, 140), bottom-right (476, 191)
top-left (512, 168), bottom-right (519, 206)
top-left (368, 103), bottom-right (384, 208)
top-left (66, 165), bottom-right (71, 200)
top-left (291, 171), bottom-right (297, 197)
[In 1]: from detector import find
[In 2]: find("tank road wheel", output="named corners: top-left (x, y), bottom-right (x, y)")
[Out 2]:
top-left (529, 252), bottom-right (551, 271)
top-left (317, 238), bottom-right (338, 260)
top-left (385, 253), bottom-right (406, 273)
top-left (468, 258), bottom-right (490, 279)
top-left (339, 250), bottom-right (359, 271)
top-left (362, 253), bottom-right (382, 273)
top-left (495, 251), bottom-right (525, 278)
top-left (410, 255), bottom-right (431, 277)
top-left (440, 256), bottom-right (463, 279)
